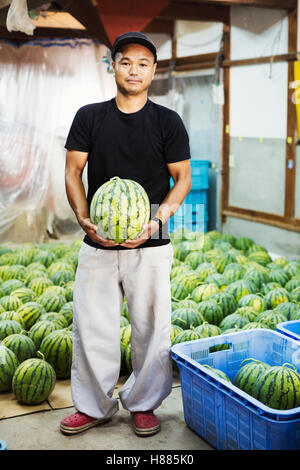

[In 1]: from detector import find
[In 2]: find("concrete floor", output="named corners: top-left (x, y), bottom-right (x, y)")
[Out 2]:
top-left (0, 386), bottom-right (213, 451)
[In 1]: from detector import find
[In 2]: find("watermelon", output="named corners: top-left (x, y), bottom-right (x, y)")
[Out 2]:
top-left (12, 353), bottom-right (56, 404)
top-left (234, 306), bottom-right (258, 322)
top-left (0, 294), bottom-right (23, 311)
top-left (0, 279), bottom-right (24, 296)
top-left (260, 282), bottom-right (282, 295)
top-left (28, 320), bottom-right (60, 349)
top-left (90, 176), bottom-right (150, 243)
top-left (16, 302), bottom-right (46, 330)
top-left (242, 321), bottom-right (268, 330)
top-left (291, 286), bottom-right (300, 303)
top-left (285, 277), bottom-right (300, 292)
top-left (219, 313), bottom-right (249, 331)
top-left (194, 322), bottom-right (222, 337)
top-left (120, 325), bottom-right (131, 348)
top-left (170, 265), bottom-right (190, 280)
top-left (225, 280), bottom-right (256, 302)
top-left (205, 273), bottom-right (228, 290)
top-left (209, 291), bottom-right (237, 317)
top-left (33, 250), bottom-right (56, 268)
top-left (125, 343), bottom-right (132, 374)
top-left (284, 261), bottom-right (300, 278)
top-left (243, 267), bottom-right (270, 289)
top-left (196, 300), bottom-right (223, 326)
top-left (39, 330), bottom-right (73, 379)
top-left (50, 270), bottom-right (74, 287)
top-left (247, 251), bottom-right (272, 266)
top-left (170, 279), bottom-right (189, 301)
top-left (173, 271), bottom-right (202, 293)
top-left (238, 293), bottom-right (266, 312)
top-left (172, 327), bottom-right (203, 345)
top-left (256, 310), bottom-right (287, 330)
top-left (268, 268), bottom-right (290, 287)
top-left (0, 345), bottom-right (19, 392)
top-left (2, 331), bottom-right (37, 363)
top-left (212, 253), bottom-right (237, 273)
top-left (0, 311), bottom-right (26, 328)
top-left (171, 307), bottom-right (204, 329)
top-left (173, 298), bottom-right (199, 310)
top-left (11, 287), bottom-right (36, 303)
top-left (195, 263), bottom-right (217, 281)
top-left (170, 324), bottom-right (184, 344)
top-left (252, 363), bottom-right (300, 409)
top-left (202, 364), bottom-right (231, 383)
top-left (28, 277), bottom-right (53, 296)
top-left (59, 302), bottom-right (73, 325)
top-left (191, 283), bottom-right (219, 303)
top-left (37, 292), bottom-right (66, 313)
top-left (264, 287), bottom-right (291, 309)
top-left (184, 251), bottom-right (207, 270)
top-left (274, 302), bottom-right (298, 320)
top-left (39, 312), bottom-right (68, 329)
top-left (234, 236), bottom-right (254, 251)
top-left (233, 358), bottom-right (270, 396)
top-left (0, 320), bottom-right (23, 340)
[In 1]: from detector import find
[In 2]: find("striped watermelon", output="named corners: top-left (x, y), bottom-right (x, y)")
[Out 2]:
top-left (247, 244), bottom-right (268, 255)
top-left (194, 322), bottom-right (222, 337)
top-left (274, 302), bottom-right (298, 320)
top-left (260, 282), bottom-right (282, 295)
top-left (172, 327), bottom-right (203, 345)
top-left (238, 293), bottom-right (266, 312)
top-left (202, 364), bottom-right (231, 383)
top-left (196, 300), bottom-right (223, 326)
top-left (225, 279), bottom-right (256, 301)
top-left (247, 251), bottom-right (272, 266)
top-left (28, 320), bottom-right (60, 349)
top-left (195, 263), bottom-right (217, 281)
top-left (268, 268), bottom-right (290, 287)
top-left (191, 283), bottom-right (219, 303)
top-left (47, 261), bottom-right (75, 278)
top-left (33, 250), bottom-right (56, 268)
top-left (16, 302), bottom-right (46, 330)
top-left (170, 279), bottom-right (189, 301)
top-left (0, 311), bottom-right (26, 328)
top-left (264, 287), bottom-right (291, 309)
top-left (24, 270), bottom-right (48, 287)
top-left (59, 302), bottom-right (73, 325)
top-left (90, 176), bottom-right (150, 243)
top-left (120, 325), bottom-right (131, 348)
top-left (234, 236), bottom-right (254, 251)
top-left (39, 312), bottom-right (69, 329)
top-left (243, 267), bottom-right (270, 288)
top-left (242, 321), bottom-right (268, 330)
top-left (0, 294), bottom-right (23, 311)
top-left (0, 345), bottom-right (19, 392)
top-left (209, 291), bottom-right (238, 317)
top-left (234, 306), bottom-right (258, 322)
top-left (173, 298), bottom-right (199, 310)
top-left (12, 353), bottom-right (56, 404)
top-left (212, 253), bottom-right (237, 273)
top-left (11, 287), bottom-right (36, 303)
top-left (120, 316), bottom-right (129, 328)
top-left (170, 324), bottom-right (184, 344)
top-left (205, 273), bottom-right (228, 290)
top-left (233, 358), bottom-right (270, 396)
top-left (39, 330), bottom-right (73, 379)
top-left (184, 251), bottom-right (207, 270)
top-left (291, 286), bottom-right (300, 303)
top-left (37, 292), bottom-right (66, 313)
top-left (172, 243), bottom-right (190, 262)
top-left (219, 313), bottom-right (249, 330)
top-left (252, 363), bottom-right (300, 410)
top-left (125, 343), bottom-right (132, 374)
top-left (28, 277), bottom-right (53, 296)
top-left (170, 265), bottom-right (190, 280)
top-left (171, 307), bottom-right (204, 329)
top-left (50, 270), bottom-right (74, 287)
top-left (284, 261), bottom-right (300, 278)
top-left (2, 331), bottom-right (37, 363)
top-left (64, 281), bottom-right (74, 302)
top-left (285, 277), bottom-right (300, 292)
top-left (0, 320), bottom-right (23, 340)
top-left (44, 285), bottom-right (66, 298)
top-left (173, 271), bottom-right (202, 294)
top-left (121, 298), bottom-right (129, 321)
top-left (0, 279), bottom-right (24, 296)
top-left (256, 310), bottom-right (287, 330)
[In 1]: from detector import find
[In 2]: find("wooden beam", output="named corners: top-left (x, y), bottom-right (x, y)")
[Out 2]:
top-left (284, 7), bottom-right (298, 220)
top-left (223, 208), bottom-right (300, 233)
top-left (187, 0), bottom-right (297, 10)
top-left (157, 2), bottom-right (230, 23)
top-left (55, 0), bottom-right (111, 48)
top-left (0, 26), bottom-right (93, 42)
top-left (220, 22), bottom-right (230, 225)
top-left (222, 53), bottom-right (298, 67)
top-left (156, 52), bottom-right (217, 72)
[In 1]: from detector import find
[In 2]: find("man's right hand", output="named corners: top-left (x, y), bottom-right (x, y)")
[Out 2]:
top-left (78, 217), bottom-right (119, 248)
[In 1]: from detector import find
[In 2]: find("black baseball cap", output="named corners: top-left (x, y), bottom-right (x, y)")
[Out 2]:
top-left (111, 31), bottom-right (157, 63)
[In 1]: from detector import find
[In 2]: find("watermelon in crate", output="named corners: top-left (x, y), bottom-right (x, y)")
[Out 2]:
top-left (90, 177), bottom-right (150, 243)
top-left (233, 358), bottom-right (270, 396)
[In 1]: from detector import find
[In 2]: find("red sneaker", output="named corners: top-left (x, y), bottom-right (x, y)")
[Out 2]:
top-left (60, 411), bottom-right (110, 435)
top-left (132, 410), bottom-right (160, 437)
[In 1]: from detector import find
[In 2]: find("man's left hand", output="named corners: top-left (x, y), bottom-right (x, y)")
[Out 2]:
top-left (119, 220), bottom-right (159, 249)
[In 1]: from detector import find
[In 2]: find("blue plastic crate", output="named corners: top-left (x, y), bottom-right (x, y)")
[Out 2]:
top-left (277, 320), bottom-right (300, 341)
top-left (171, 329), bottom-right (300, 450)
top-left (190, 160), bottom-right (210, 190)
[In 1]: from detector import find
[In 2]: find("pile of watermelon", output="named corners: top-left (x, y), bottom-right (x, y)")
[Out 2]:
top-left (0, 240), bottom-right (77, 404)
top-left (1, 227), bottom-right (300, 403)
top-left (204, 357), bottom-right (300, 410)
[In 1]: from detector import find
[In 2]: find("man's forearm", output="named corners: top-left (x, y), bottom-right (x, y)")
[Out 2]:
top-left (65, 171), bottom-right (89, 222)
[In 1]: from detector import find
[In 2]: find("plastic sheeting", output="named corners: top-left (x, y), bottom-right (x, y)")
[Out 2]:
top-left (0, 38), bottom-right (116, 243)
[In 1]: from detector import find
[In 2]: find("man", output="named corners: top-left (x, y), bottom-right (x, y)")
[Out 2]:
top-left (60, 32), bottom-right (191, 437)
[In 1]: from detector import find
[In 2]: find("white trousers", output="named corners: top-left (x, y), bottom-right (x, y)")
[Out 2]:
top-left (71, 242), bottom-right (174, 419)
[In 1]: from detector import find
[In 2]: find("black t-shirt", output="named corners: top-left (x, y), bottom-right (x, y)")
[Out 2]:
top-left (65, 97), bottom-right (190, 249)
